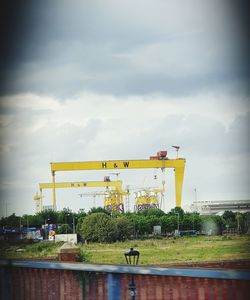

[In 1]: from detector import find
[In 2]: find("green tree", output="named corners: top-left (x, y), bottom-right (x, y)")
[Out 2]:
top-left (140, 208), bottom-right (165, 218)
top-left (57, 224), bottom-right (72, 234)
top-left (160, 215), bottom-right (178, 233)
top-left (77, 209), bottom-right (87, 219)
top-left (170, 207), bottom-right (184, 218)
top-left (3, 213), bottom-right (20, 227)
top-left (115, 216), bottom-right (133, 241)
top-left (201, 215), bottom-right (223, 235)
top-left (181, 213), bottom-right (201, 231)
top-left (88, 207), bottom-right (110, 215)
top-left (30, 214), bottom-right (44, 227)
top-left (136, 215), bottom-right (152, 235)
top-left (222, 211), bottom-right (236, 222)
top-left (37, 209), bottom-right (59, 225)
top-left (77, 213), bottom-right (117, 243)
top-left (222, 211), bottom-right (237, 228)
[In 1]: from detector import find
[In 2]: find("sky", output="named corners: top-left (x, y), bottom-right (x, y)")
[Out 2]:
top-left (0, 0), bottom-right (249, 217)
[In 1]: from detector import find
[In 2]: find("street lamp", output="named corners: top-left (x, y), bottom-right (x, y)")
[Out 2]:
top-left (73, 215), bottom-right (75, 234)
top-left (174, 212), bottom-right (180, 235)
top-left (124, 248), bottom-right (140, 299)
top-left (194, 188), bottom-right (198, 212)
top-left (65, 213), bottom-right (70, 235)
top-left (44, 218), bottom-right (50, 240)
top-left (124, 248), bottom-right (140, 265)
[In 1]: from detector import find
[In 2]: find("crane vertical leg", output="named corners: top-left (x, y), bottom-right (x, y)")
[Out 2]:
top-left (175, 166), bottom-right (185, 208)
top-left (52, 171), bottom-right (56, 210)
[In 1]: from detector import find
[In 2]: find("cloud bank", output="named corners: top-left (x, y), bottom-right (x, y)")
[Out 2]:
top-left (0, 0), bottom-right (249, 216)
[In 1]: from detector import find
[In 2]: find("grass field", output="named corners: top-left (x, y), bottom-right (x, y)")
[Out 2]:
top-left (83, 235), bottom-right (250, 265)
top-left (1, 235), bottom-right (250, 265)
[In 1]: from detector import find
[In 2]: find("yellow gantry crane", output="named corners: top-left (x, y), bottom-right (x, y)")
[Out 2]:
top-left (34, 177), bottom-right (123, 212)
top-left (50, 150), bottom-right (185, 210)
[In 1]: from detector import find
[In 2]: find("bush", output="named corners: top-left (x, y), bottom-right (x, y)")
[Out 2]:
top-left (57, 224), bottom-right (72, 234)
top-left (77, 249), bottom-right (90, 262)
top-left (115, 216), bottom-right (133, 241)
top-left (77, 213), bottom-right (117, 243)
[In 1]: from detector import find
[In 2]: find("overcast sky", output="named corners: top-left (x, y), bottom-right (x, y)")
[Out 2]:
top-left (0, 0), bottom-right (249, 217)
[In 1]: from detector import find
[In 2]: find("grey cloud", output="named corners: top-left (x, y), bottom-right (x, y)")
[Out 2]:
top-left (1, 0), bottom-right (249, 97)
top-left (0, 112), bottom-right (103, 183)
top-left (0, 0), bottom-right (249, 216)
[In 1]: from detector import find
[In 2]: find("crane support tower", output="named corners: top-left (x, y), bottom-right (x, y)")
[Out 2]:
top-left (35, 177), bottom-right (123, 212)
top-left (50, 150), bottom-right (185, 210)
top-left (135, 187), bottom-right (165, 212)
top-left (33, 192), bottom-right (43, 213)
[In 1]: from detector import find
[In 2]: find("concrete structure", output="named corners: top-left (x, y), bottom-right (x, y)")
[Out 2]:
top-left (190, 200), bottom-right (250, 215)
top-left (55, 233), bottom-right (77, 244)
top-left (57, 242), bottom-right (80, 262)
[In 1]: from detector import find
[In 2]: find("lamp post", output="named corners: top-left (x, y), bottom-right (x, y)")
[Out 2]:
top-left (174, 212), bottom-right (180, 235)
top-left (73, 214), bottom-right (76, 233)
top-left (124, 248), bottom-right (140, 299)
top-left (192, 213), bottom-right (195, 231)
top-left (65, 212), bottom-right (71, 242)
top-left (44, 218), bottom-right (50, 240)
top-left (194, 188), bottom-right (198, 212)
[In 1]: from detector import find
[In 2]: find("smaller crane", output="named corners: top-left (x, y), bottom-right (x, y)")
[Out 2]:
top-left (36, 178), bottom-right (123, 212)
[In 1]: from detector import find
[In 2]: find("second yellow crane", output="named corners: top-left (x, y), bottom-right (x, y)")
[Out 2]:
top-left (34, 177), bottom-right (123, 212)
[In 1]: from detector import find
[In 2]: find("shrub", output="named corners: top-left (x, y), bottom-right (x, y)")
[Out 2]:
top-left (77, 213), bottom-right (117, 243)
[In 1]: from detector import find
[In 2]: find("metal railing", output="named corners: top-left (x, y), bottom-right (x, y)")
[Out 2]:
top-left (1, 259), bottom-right (250, 299)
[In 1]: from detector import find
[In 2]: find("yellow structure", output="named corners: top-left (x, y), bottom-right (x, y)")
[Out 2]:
top-left (103, 188), bottom-right (129, 212)
top-left (33, 192), bottom-right (44, 213)
top-left (135, 186), bottom-right (165, 212)
top-left (35, 178), bottom-right (123, 212)
top-left (76, 189), bottom-right (126, 212)
top-left (50, 151), bottom-right (185, 210)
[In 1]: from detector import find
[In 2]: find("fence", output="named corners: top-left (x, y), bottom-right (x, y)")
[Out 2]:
top-left (0, 260), bottom-right (250, 299)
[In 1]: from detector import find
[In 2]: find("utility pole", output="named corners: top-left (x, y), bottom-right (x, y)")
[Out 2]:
top-left (175, 212), bottom-right (180, 234)
top-left (73, 215), bottom-right (75, 234)
top-left (20, 217), bottom-right (23, 240)
top-left (236, 213), bottom-right (240, 234)
top-left (177, 213), bottom-right (180, 232)
top-left (5, 200), bottom-right (8, 217)
top-left (194, 188), bottom-right (198, 212)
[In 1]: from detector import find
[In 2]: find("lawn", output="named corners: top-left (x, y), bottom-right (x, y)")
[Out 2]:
top-left (83, 235), bottom-right (250, 265)
top-left (1, 235), bottom-right (249, 265)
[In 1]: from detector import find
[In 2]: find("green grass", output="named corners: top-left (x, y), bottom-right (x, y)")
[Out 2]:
top-left (1, 235), bottom-right (250, 265)
top-left (82, 235), bottom-right (250, 265)
top-left (0, 241), bottom-right (64, 260)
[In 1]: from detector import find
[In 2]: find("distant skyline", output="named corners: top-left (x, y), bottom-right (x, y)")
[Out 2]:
top-left (0, 0), bottom-right (249, 217)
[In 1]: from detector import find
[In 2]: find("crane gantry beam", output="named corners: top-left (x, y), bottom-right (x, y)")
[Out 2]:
top-left (39, 180), bottom-right (122, 190)
top-left (50, 156), bottom-right (185, 209)
top-left (37, 180), bottom-right (122, 212)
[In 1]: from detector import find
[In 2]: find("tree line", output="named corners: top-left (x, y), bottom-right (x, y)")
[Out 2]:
top-left (1, 207), bottom-right (249, 243)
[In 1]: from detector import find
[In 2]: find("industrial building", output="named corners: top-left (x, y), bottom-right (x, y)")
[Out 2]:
top-left (190, 200), bottom-right (250, 215)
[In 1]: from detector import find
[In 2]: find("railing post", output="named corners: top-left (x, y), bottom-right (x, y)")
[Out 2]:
top-left (107, 273), bottom-right (121, 300)
top-left (0, 266), bottom-right (12, 299)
